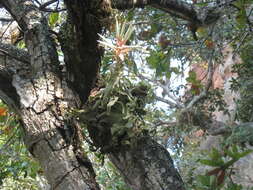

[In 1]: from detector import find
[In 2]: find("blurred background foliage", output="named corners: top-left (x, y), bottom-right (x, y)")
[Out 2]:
top-left (0, 101), bottom-right (42, 189)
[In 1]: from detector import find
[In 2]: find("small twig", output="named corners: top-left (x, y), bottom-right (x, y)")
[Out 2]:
top-left (0, 18), bottom-right (13, 22)
top-left (137, 72), bottom-right (184, 108)
top-left (167, 42), bottom-right (200, 48)
top-left (40, 0), bottom-right (58, 9)
top-left (39, 0), bottom-right (65, 12)
top-left (55, 0), bottom-right (60, 10)
top-left (154, 95), bottom-right (179, 108)
top-left (0, 21), bottom-right (13, 42)
top-left (184, 50), bottom-right (215, 110)
top-left (217, 0), bottom-right (238, 7)
top-left (232, 31), bottom-right (249, 59)
top-left (246, 7), bottom-right (253, 32)
top-left (153, 121), bottom-right (177, 128)
top-left (208, 126), bottom-right (232, 136)
top-left (39, 7), bottom-right (66, 12)
top-left (0, 42), bottom-right (30, 64)
top-left (33, 0), bottom-right (42, 6)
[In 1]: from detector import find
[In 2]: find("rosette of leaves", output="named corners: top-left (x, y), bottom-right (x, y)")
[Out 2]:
top-left (98, 18), bottom-right (134, 61)
top-left (80, 79), bottom-right (152, 153)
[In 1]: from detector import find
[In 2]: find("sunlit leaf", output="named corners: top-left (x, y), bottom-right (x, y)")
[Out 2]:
top-left (49, 12), bottom-right (59, 27)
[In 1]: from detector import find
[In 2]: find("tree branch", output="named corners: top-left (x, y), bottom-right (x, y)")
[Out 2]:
top-left (40, 0), bottom-right (58, 9)
top-left (0, 17), bottom-right (13, 22)
top-left (0, 42), bottom-right (30, 109)
top-left (150, 0), bottom-right (199, 23)
top-left (0, 0), bottom-right (62, 79)
top-left (136, 72), bottom-right (184, 108)
top-left (184, 51), bottom-right (214, 111)
top-left (60, 0), bottom-right (111, 102)
top-left (154, 94), bottom-right (179, 108)
top-left (0, 42), bottom-right (30, 64)
top-left (111, 0), bottom-right (221, 26)
top-left (208, 122), bottom-right (253, 141)
top-left (108, 136), bottom-right (186, 190)
top-left (112, 0), bottom-right (198, 22)
top-left (39, 0), bottom-right (66, 13)
top-left (0, 0), bottom-right (40, 31)
top-left (0, 73), bottom-right (20, 110)
top-left (208, 125), bottom-right (232, 136)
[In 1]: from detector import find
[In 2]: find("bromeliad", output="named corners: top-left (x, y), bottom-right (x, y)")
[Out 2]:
top-left (98, 18), bottom-right (144, 61)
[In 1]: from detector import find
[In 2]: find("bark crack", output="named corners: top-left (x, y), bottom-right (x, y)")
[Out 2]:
top-left (52, 166), bottom-right (79, 190)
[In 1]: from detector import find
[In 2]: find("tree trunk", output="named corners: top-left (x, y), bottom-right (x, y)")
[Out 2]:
top-left (0, 0), bottom-right (102, 189)
top-left (108, 136), bottom-right (185, 190)
top-left (0, 0), bottom-right (186, 190)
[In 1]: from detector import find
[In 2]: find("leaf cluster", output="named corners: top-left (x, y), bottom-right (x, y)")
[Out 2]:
top-left (0, 102), bottom-right (41, 188)
top-left (79, 77), bottom-right (153, 153)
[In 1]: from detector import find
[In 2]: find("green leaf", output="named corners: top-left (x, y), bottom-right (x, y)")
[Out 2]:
top-left (232, 144), bottom-right (238, 154)
top-left (225, 183), bottom-right (243, 190)
top-left (197, 175), bottom-right (211, 186)
top-left (126, 9), bottom-right (134, 21)
top-left (196, 2), bottom-right (209, 7)
top-left (209, 148), bottom-right (223, 161)
top-left (186, 71), bottom-right (197, 83)
top-left (224, 149), bottom-right (235, 159)
top-left (49, 12), bottom-right (59, 27)
top-left (170, 67), bottom-right (180, 74)
top-left (199, 159), bottom-right (224, 167)
top-left (146, 51), bottom-right (170, 77)
top-left (150, 23), bottom-right (162, 37)
top-left (107, 97), bottom-right (119, 113)
top-left (236, 149), bottom-right (253, 159)
top-left (225, 145), bottom-right (253, 160)
top-left (236, 9), bottom-right (247, 29)
top-left (196, 27), bottom-right (208, 38)
top-left (17, 41), bottom-right (26, 49)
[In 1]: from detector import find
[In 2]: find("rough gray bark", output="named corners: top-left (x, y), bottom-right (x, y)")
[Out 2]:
top-left (60, 0), bottom-right (110, 102)
top-left (108, 137), bottom-right (185, 190)
top-left (0, 0), bottom-right (100, 189)
top-left (82, 87), bottom-right (186, 189)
